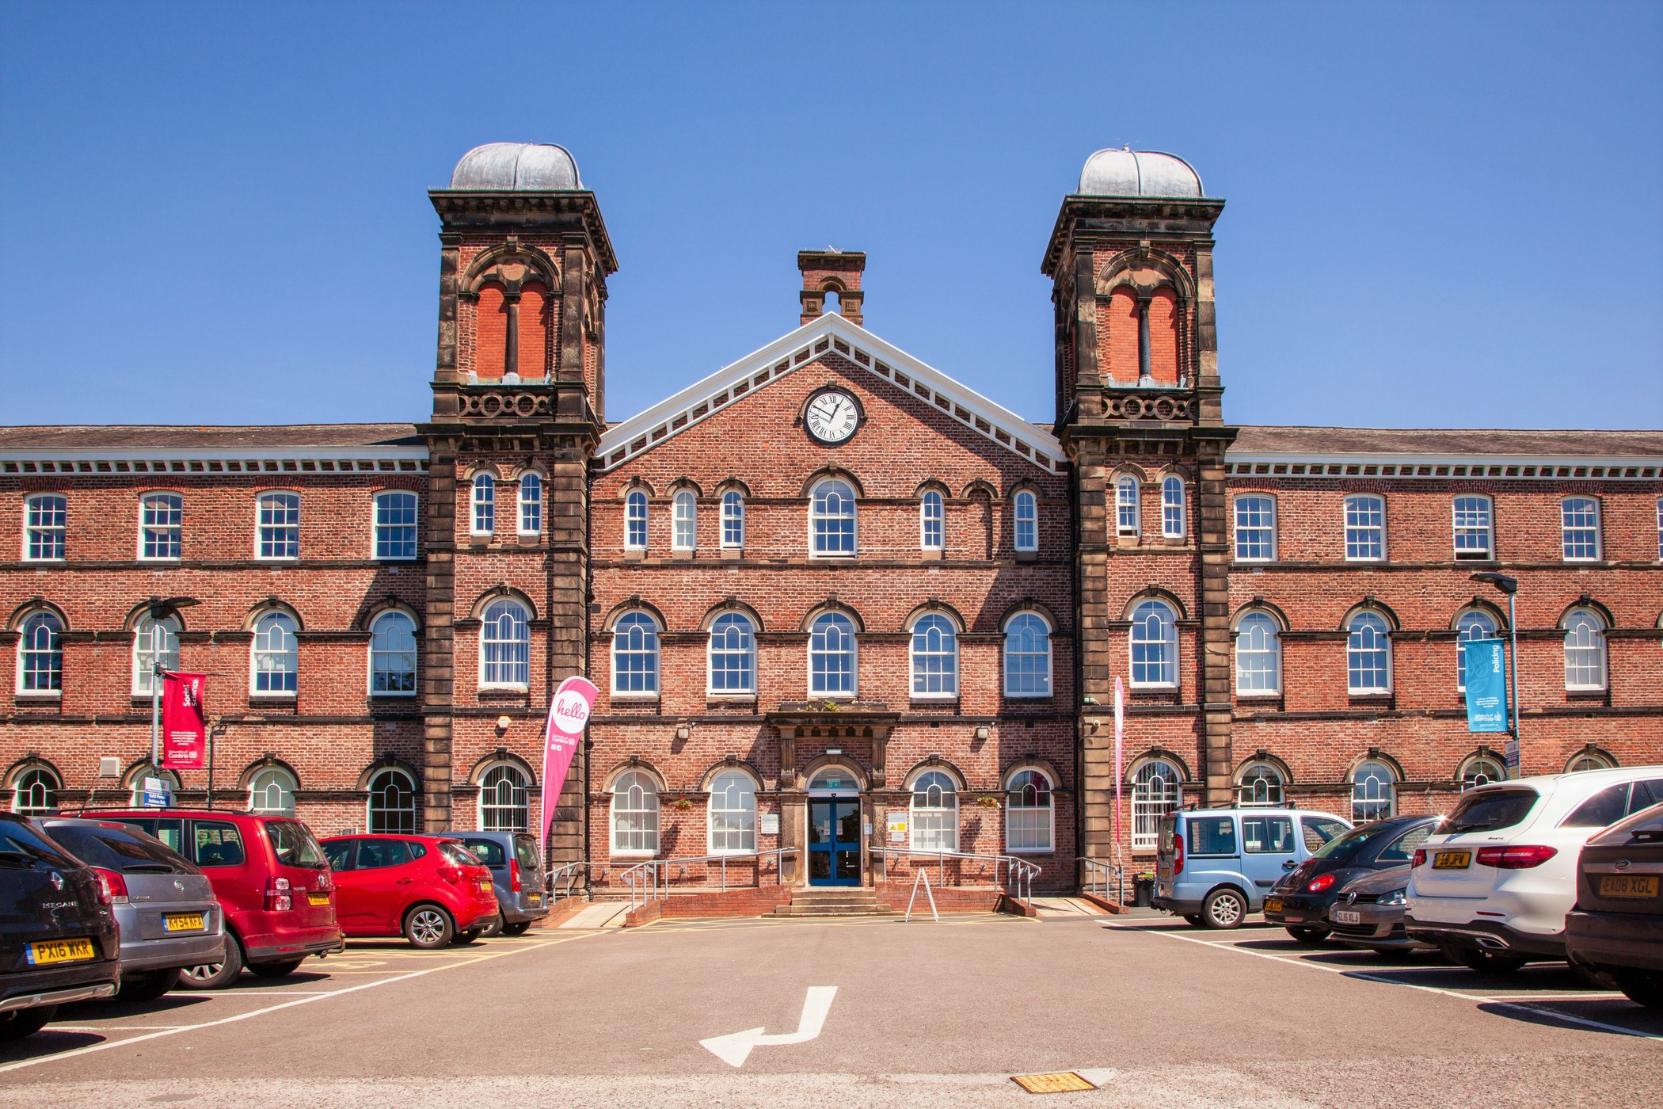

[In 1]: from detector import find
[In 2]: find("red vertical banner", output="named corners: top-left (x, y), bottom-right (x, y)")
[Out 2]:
top-left (161, 671), bottom-right (207, 770)
top-left (542, 676), bottom-right (598, 850)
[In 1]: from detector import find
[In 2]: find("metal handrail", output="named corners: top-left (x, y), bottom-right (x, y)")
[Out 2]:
top-left (1077, 856), bottom-right (1125, 905)
top-left (868, 846), bottom-right (1041, 902)
top-left (545, 861), bottom-right (586, 905)
top-left (616, 847), bottom-right (802, 910)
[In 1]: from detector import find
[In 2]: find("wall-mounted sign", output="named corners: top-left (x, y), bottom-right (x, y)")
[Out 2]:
top-left (760, 812), bottom-right (780, 835)
top-left (887, 812), bottom-right (908, 843)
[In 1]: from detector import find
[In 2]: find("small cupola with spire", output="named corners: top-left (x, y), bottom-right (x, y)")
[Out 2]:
top-left (798, 249), bottom-right (865, 326)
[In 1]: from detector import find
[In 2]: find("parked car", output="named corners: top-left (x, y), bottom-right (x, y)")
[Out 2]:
top-left (35, 816), bottom-right (224, 1000)
top-left (1406, 766), bottom-right (1663, 974)
top-left (321, 834), bottom-right (498, 949)
top-left (96, 808), bottom-right (341, 988)
top-left (415, 831), bottom-right (547, 936)
top-left (1265, 815), bottom-right (1438, 944)
top-left (0, 812), bottom-right (119, 1039)
top-left (1565, 800), bottom-right (1663, 1009)
top-left (1155, 807), bottom-right (1352, 928)
top-left (1326, 865), bottom-right (1429, 955)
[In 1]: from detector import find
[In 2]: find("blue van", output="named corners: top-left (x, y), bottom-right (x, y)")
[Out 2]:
top-left (1154, 808), bottom-right (1351, 928)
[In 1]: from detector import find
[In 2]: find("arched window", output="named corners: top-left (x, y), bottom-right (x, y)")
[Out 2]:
top-left (374, 491), bottom-right (419, 560)
top-left (251, 611), bottom-right (299, 695)
top-left (18, 610), bottom-right (63, 694)
top-left (1233, 495), bottom-right (1276, 562)
top-left (1237, 762), bottom-right (1285, 807)
top-left (808, 612), bottom-right (857, 697)
top-left (707, 613), bottom-right (756, 695)
top-left (1003, 612), bottom-right (1052, 698)
top-left (480, 599), bottom-right (531, 688)
top-left (1459, 755), bottom-right (1505, 792)
top-left (256, 491), bottom-right (301, 560)
top-left (1567, 750), bottom-right (1616, 773)
top-left (708, 770), bottom-right (757, 854)
top-left (1562, 607), bottom-right (1607, 691)
top-left (10, 766), bottom-right (59, 815)
top-left (370, 611), bottom-right (418, 696)
top-left (367, 768), bottom-right (417, 834)
top-left (1005, 769), bottom-right (1054, 853)
top-left (1013, 490), bottom-right (1038, 552)
top-left (1161, 476), bottom-right (1185, 539)
top-left (1115, 475), bottom-right (1140, 536)
top-left (1346, 611), bottom-right (1392, 694)
top-left (1351, 760), bottom-right (1395, 822)
top-left (478, 763), bottom-right (530, 832)
top-left (1344, 494), bottom-right (1385, 561)
top-left (132, 612), bottom-right (181, 696)
top-left (1234, 611), bottom-right (1281, 696)
top-left (1456, 609), bottom-right (1500, 692)
top-left (721, 491), bottom-right (745, 549)
top-left (625, 490), bottom-right (649, 550)
top-left (909, 613), bottom-right (958, 698)
top-left (129, 768), bottom-right (179, 807)
top-left (611, 612), bottom-right (660, 695)
top-left (139, 492), bottom-right (183, 560)
top-left (1129, 600), bottom-right (1177, 688)
top-left (23, 493), bottom-right (66, 561)
top-left (1561, 497), bottom-right (1601, 561)
top-left (471, 474), bottom-right (496, 535)
top-left (672, 490), bottom-right (697, 551)
top-left (249, 766), bottom-right (298, 816)
top-left (909, 770), bottom-right (958, 852)
top-left (810, 479), bottom-right (856, 556)
top-left (518, 473), bottom-right (543, 535)
top-left (610, 770), bottom-right (659, 854)
top-left (1131, 759), bottom-right (1182, 851)
top-left (919, 490), bottom-right (944, 551)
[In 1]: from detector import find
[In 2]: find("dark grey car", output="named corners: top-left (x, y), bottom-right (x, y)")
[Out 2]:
top-left (38, 817), bottom-right (224, 1000)
top-left (416, 832), bottom-right (547, 936)
top-left (1327, 864), bottom-right (1431, 954)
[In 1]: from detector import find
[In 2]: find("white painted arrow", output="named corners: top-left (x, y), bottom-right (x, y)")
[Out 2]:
top-left (700, 985), bottom-right (838, 1067)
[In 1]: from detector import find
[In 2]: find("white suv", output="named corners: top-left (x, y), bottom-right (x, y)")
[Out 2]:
top-left (1406, 765), bottom-right (1663, 973)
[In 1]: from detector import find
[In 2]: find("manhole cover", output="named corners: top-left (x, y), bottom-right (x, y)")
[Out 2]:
top-left (1011, 1072), bottom-right (1098, 1094)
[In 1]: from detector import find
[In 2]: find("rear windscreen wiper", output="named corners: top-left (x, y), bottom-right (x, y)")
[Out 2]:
top-left (0, 850), bottom-right (40, 867)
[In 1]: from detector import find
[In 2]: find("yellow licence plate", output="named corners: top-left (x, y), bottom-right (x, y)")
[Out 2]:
top-left (26, 938), bottom-right (95, 966)
top-left (163, 913), bottom-right (205, 933)
top-left (1434, 850), bottom-right (1471, 870)
top-left (1599, 875), bottom-right (1659, 899)
top-left (526, 894), bottom-right (541, 905)
top-left (1264, 897), bottom-right (1283, 913)
top-left (307, 892), bottom-right (331, 907)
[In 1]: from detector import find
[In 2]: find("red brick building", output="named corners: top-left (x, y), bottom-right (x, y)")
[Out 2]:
top-left (3, 143), bottom-right (1660, 896)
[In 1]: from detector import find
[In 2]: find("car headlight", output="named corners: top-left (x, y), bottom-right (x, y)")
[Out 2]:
top-left (1379, 888), bottom-right (1407, 907)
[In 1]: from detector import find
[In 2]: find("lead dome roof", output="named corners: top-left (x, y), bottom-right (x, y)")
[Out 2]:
top-left (1078, 149), bottom-right (1204, 197)
top-left (448, 143), bottom-right (583, 190)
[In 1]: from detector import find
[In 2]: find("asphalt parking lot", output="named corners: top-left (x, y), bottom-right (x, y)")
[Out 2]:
top-left (1, 910), bottom-right (1658, 1107)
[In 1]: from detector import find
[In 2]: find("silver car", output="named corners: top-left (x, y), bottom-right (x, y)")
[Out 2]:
top-left (1327, 865), bottom-right (1431, 954)
top-left (37, 817), bottom-right (224, 1000)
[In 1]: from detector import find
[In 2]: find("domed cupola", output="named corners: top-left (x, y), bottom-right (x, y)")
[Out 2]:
top-left (1077, 148), bottom-right (1204, 198)
top-left (449, 142), bottom-right (583, 191)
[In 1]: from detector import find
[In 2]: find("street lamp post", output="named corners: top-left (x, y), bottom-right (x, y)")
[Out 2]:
top-left (1470, 572), bottom-right (1521, 778)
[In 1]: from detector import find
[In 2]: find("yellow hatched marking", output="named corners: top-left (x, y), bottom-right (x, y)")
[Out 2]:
top-left (1011, 1072), bottom-right (1098, 1094)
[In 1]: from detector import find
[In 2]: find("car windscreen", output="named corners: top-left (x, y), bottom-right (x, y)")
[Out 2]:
top-left (266, 820), bottom-right (328, 869)
top-left (1301, 817), bottom-right (1348, 852)
top-left (1312, 822), bottom-right (1400, 862)
top-left (439, 842), bottom-right (481, 867)
top-left (1445, 788), bottom-right (1540, 834)
top-left (0, 820), bottom-right (77, 868)
top-left (46, 824), bottom-right (194, 873)
top-left (460, 837), bottom-right (506, 866)
top-left (513, 835), bottom-right (540, 872)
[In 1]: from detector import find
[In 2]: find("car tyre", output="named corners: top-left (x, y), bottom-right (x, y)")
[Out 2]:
top-left (1286, 926), bottom-right (1329, 946)
top-left (1610, 969), bottom-right (1663, 1010)
top-left (501, 920), bottom-right (532, 936)
top-left (178, 934), bottom-right (244, 990)
top-left (1441, 940), bottom-right (1525, 975)
top-left (1182, 914), bottom-right (1204, 927)
top-left (0, 1006), bottom-right (56, 1040)
top-left (248, 958), bottom-right (305, 979)
top-left (119, 968), bottom-right (180, 1001)
top-left (1201, 888), bottom-right (1247, 930)
top-left (453, 928), bottom-right (482, 945)
top-left (403, 904), bottom-right (454, 949)
top-left (478, 913), bottom-right (505, 938)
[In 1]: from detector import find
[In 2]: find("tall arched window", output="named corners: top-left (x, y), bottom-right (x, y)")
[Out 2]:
top-left (1351, 760), bottom-right (1395, 822)
top-left (909, 770), bottom-right (958, 852)
top-left (808, 612), bottom-right (857, 697)
top-left (1129, 600), bottom-right (1177, 688)
top-left (518, 473), bottom-right (543, 535)
top-left (721, 490), bottom-right (745, 549)
top-left (1455, 609), bottom-right (1500, 692)
top-left (810, 479), bottom-right (857, 556)
top-left (708, 770), bottom-right (757, 854)
top-left (1346, 611), bottom-right (1392, 694)
top-left (1459, 755), bottom-right (1505, 792)
top-left (1234, 611), bottom-right (1281, 696)
top-left (478, 763), bottom-right (530, 832)
top-left (480, 599), bottom-right (531, 688)
top-left (1161, 476), bottom-right (1185, 539)
top-left (1568, 750), bottom-right (1616, 773)
top-left (1562, 607), bottom-right (1608, 691)
top-left (1002, 612), bottom-right (1052, 697)
top-left (909, 613), bottom-right (958, 698)
top-left (611, 770), bottom-right (659, 854)
top-left (1013, 490), bottom-right (1038, 552)
top-left (1115, 475), bottom-right (1140, 536)
top-left (249, 766), bottom-right (298, 816)
top-left (625, 490), bottom-right (649, 550)
top-left (672, 490), bottom-right (697, 551)
top-left (707, 613), bottom-right (756, 695)
top-left (1237, 762), bottom-right (1285, 807)
top-left (1005, 769), bottom-right (1054, 853)
top-left (367, 768), bottom-right (417, 834)
top-left (471, 474), bottom-right (496, 535)
top-left (10, 766), bottom-right (59, 815)
top-left (256, 491), bottom-right (301, 560)
top-left (370, 610), bottom-right (418, 695)
top-left (18, 610), bottom-right (63, 694)
top-left (132, 612), bottom-right (181, 696)
top-left (919, 490), bottom-right (944, 551)
top-left (611, 612), bottom-right (660, 695)
top-left (1131, 759), bottom-right (1182, 851)
top-left (251, 611), bottom-right (299, 695)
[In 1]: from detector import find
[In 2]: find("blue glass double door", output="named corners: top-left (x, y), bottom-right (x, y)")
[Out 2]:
top-left (808, 798), bottom-right (862, 886)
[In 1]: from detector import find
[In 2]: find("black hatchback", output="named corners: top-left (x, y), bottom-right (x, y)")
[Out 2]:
top-left (1265, 814), bottom-right (1439, 945)
top-left (0, 812), bottom-right (120, 1039)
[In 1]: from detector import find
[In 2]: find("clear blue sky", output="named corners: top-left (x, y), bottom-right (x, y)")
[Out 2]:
top-left (3, 2), bottom-right (1660, 431)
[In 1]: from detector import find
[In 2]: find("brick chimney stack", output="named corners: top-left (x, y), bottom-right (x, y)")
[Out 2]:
top-left (798, 249), bottom-right (865, 326)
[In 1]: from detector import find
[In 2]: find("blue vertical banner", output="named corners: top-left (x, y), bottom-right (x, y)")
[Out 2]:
top-left (1464, 638), bottom-right (1510, 733)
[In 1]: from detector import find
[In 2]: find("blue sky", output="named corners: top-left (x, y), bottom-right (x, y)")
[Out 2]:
top-left (2, 2), bottom-right (1659, 431)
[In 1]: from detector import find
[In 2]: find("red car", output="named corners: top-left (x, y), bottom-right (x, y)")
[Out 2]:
top-left (320, 835), bottom-right (498, 948)
top-left (96, 809), bottom-right (341, 989)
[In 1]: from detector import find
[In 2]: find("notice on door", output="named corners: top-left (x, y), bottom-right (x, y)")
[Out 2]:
top-left (887, 812), bottom-right (908, 843)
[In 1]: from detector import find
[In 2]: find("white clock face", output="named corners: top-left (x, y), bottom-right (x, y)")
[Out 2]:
top-left (805, 390), bottom-right (860, 444)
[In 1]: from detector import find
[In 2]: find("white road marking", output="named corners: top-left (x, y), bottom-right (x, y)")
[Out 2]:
top-left (700, 985), bottom-right (838, 1067)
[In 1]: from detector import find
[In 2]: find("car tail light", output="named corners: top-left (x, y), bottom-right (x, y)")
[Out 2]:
top-left (509, 859), bottom-right (522, 893)
top-left (1412, 849), bottom-right (1427, 868)
top-left (1306, 873), bottom-right (1336, 894)
top-left (266, 876), bottom-right (292, 912)
top-left (1476, 845), bottom-right (1558, 869)
top-left (1173, 834), bottom-right (1185, 876)
top-left (93, 868), bottom-right (129, 905)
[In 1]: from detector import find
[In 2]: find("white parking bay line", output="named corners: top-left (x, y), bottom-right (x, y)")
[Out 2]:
top-left (1106, 924), bottom-right (1663, 1042)
top-left (0, 933), bottom-right (599, 1076)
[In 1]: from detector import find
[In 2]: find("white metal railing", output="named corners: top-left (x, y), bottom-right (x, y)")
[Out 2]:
top-left (1077, 856), bottom-right (1125, 905)
top-left (617, 847), bottom-right (802, 910)
top-left (869, 846), bottom-right (1040, 903)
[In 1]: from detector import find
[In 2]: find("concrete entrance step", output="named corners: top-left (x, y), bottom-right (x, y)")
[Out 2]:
top-left (769, 888), bottom-right (896, 918)
top-left (558, 901), bottom-right (630, 929)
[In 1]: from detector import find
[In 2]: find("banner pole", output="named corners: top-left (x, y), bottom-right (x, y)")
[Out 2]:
top-left (149, 623), bottom-right (163, 775)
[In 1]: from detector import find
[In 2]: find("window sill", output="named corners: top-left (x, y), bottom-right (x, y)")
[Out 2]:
top-left (920, 548), bottom-right (943, 561)
top-left (479, 686), bottom-right (529, 699)
top-left (623, 548), bottom-right (646, 561)
top-left (1236, 691), bottom-right (1283, 701)
top-left (369, 690), bottom-right (420, 699)
top-left (706, 693), bottom-right (757, 705)
top-left (910, 696), bottom-right (960, 708)
top-left (1348, 692), bottom-right (1393, 704)
top-left (809, 553), bottom-right (858, 561)
top-left (249, 692), bottom-right (297, 702)
top-left (610, 850), bottom-right (657, 860)
top-left (670, 549), bottom-right (695, 560)
top-left (719, 547), bottom-right (743, 560)
top-left (1005, 846), bottom-right (1055, 856)
top-left (256, 557), bottom-right (300, 564)
top-left (22, 558), bottom-right (66, 565)
top-left (610, 693), bottom-right (661, 704)
top-left (1565, 688), bottom-right (1609, 700)
top-left (807, 693), bottom-right (858, 703)
top-left (1014, 550), bottom-right (1038, 562)
top-left (14, 690), bottom-right (62, 702)
top-left (1003, 691), bottom-right (1053, 700)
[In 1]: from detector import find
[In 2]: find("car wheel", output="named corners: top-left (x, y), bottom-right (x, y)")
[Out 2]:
top-left (479, 913), bottom-right (504, 938)
top-left (247, 958), bottom-right (305, 979)
top-left (403, 904), bottom-right (454, 950)
top-left (1441, 940), bottom-right (1525, 975)
top-left (501, 921), bottom-right (532, 936)
top-left (0, 1006), bottom-right (56, 1040)
top-left (119, 969), bottom-right (180, 1001)
top-left (1286, 926), bottom-right (1329, 946)
top-left (1201, 888), bottom-right (1247, 930)
top-left (453, 928), bottom-right (482, 945)
top-left (1181, 914), bottom-right (1204, 927)
top-left (178, 934), bottom-right (244, 990)
top-left (1610, 969), bottom-right (1663, 1010)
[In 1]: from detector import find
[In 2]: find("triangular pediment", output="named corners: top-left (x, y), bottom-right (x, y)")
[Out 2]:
top-left (596, 314), bottom-right (1064, 474)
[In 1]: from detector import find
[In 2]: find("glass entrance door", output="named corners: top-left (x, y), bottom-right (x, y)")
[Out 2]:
top-left (808, 798), bottom-right (861, 886)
